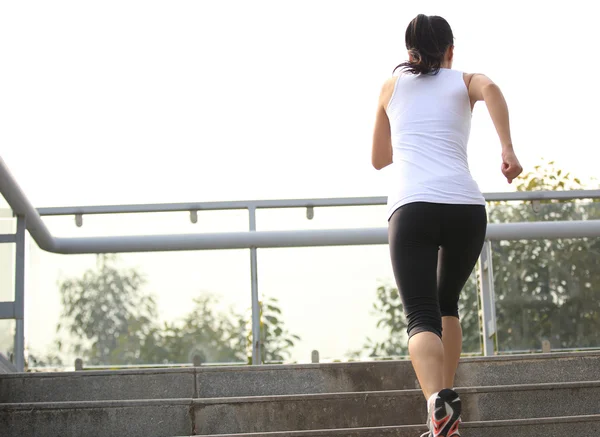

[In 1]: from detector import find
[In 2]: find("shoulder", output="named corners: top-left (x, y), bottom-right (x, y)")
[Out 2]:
top-left (462, 72), bottom-right (493, 88)
top-left (461, 72), bottom-right (474, 88)
top-left (381, 76), bottom-right (398, 94)
top-left (461, 72), bottom-right (496, 102)
top-left (379, 76), bottom-right (399, 107)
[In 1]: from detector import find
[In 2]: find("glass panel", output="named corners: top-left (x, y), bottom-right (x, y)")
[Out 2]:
top-left (256, 205), bottom-right (405, 362)
top-left (0, 319), bottom-right (15, 359)
top-left (493, 237), bottom-right (600, 353)
top-left (258, 245), bottom-right (394, 363)
top-left (27, 248), bottom-right (250, 369)
top-left (489, 199), bottom-right (600, 352)
top-left (0, 205), bottom-right (15, 302)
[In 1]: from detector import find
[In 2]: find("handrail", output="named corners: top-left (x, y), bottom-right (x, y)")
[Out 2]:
top-left (2, 156), bottom-right (600, 255)
top-left (0, 158), bottom-right (54, 251)
top-left (36, 190), bottom-right (600, 216)
top-left (37, 198), bottom-right (389, 215)
top-left (23, 221), bottom-right (600, 254)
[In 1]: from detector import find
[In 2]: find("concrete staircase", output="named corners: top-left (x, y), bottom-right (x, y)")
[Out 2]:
top-left (1, 351), bottom-right (600, 436)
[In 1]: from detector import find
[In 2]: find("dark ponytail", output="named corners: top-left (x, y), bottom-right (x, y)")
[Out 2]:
top-left (394, 14), bottom-right (454, 75)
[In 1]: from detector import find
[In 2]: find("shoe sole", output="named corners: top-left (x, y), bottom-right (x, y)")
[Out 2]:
top-left (432, 388), bottom-right (462, 437)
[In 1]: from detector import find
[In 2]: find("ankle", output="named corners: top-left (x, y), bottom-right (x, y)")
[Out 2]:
top-left (427, 392), bottom-right (438, 411)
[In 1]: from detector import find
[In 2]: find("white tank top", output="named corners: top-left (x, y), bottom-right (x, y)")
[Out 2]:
top-left (385, 68), bottom-right (486, 219)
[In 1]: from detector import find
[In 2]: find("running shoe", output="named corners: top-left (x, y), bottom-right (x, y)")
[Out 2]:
top-left (420, 388), bottom-right (462, 437)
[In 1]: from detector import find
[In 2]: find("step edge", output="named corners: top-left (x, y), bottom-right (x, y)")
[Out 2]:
top-left (2, 351), bottom-right (599, 379)
top-left (0, 367), bottom-right (197, 379)
top-left (186, 414), bottom-right (600, 436)
top-left (193, 380), bottom-right (600, 404)
top-left (0, 398), bottom-right (194, 411)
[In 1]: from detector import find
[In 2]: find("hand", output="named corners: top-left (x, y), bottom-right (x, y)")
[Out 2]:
top-left (501, 150), bottom-right (523, 184)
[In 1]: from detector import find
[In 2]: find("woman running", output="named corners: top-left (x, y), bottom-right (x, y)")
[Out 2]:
top-left (371, 14), bottom-right (523, 437)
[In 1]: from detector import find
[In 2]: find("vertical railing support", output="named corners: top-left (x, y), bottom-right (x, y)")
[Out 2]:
top-left (248, 207), bottom-right (261, 365)
top-left (478, 240), bottom-right (497, 357)
top-left (14, 215), bottom-right (26, 371)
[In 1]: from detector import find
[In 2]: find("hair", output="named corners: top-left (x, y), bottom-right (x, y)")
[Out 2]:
top-left (394, 14), bottom-right (454, 76)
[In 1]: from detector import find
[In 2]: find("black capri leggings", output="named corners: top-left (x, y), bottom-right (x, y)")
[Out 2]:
top-left (388, 202), bottom-right (487, 339)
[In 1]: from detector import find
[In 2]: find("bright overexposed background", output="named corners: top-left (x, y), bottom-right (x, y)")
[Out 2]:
top-left (1, 0), bottom-right (598, 364)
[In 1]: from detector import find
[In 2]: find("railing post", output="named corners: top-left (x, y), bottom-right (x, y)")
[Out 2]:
top-left (14, 215), bottom-right (26, 372)
top-left (248, 207), bottom-right (261, 365)
top-left (478, 240), bottom-right (497, 357)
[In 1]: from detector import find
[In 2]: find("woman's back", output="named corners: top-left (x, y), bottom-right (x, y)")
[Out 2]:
top-left (385, 69), bottom-right (485, 219)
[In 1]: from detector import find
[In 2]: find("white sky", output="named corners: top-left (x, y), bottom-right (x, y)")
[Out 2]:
top-left (1, 0), bottom-right (599, 364)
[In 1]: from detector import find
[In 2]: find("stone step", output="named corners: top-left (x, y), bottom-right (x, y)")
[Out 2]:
top-left (2, 351), bottom-right (600, 402)
top-left (190, 414), bottom-right (600, 437)
top-left (0, 367), bottom-right (196, 403)
top-left (192, 381), bottom-right (600, 434)
top-left (0, 398), bottom-right (193, 437)
top-left (2, 381), bottom-right (599, 436)
top-left (196, 351), bottom-right (600, 398)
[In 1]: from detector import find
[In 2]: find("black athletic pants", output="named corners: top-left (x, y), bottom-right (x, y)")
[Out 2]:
top-left (388, 202), bottom-right (487, 339)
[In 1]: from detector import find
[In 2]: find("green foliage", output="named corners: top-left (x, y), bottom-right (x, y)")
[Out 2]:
top-left (489, 161), bottom-right (600, 351)
top-left (459, 276), bottom-right (482, 353)
top-left (361, 284), bottom-right (408, 357)
top-left (155, 294), bottom-right (247, 364)
top-left (57, 254), bottom-right (156, 365)
top-left (26, 348), bottom-right (64, 370)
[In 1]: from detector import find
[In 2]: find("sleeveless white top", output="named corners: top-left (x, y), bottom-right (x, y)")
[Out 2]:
top-left (386, 68), bottom-right (485, 219)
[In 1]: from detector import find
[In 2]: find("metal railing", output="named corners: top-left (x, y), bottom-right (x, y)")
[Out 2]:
top-left (2, 156), bottom-right (600, 371)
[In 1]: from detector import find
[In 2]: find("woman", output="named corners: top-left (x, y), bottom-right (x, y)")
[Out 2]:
top-left (371, 14), bottom-right (523, 437)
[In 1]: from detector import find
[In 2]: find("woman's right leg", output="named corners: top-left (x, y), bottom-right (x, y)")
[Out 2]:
top-left (441, 316), bottom-right (462, 388)
top-left (437, 204), bottom-right (488, 388)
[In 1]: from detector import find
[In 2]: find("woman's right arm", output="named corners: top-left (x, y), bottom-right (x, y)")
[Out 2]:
top-left (468, 74), bottom-right (523, 184)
